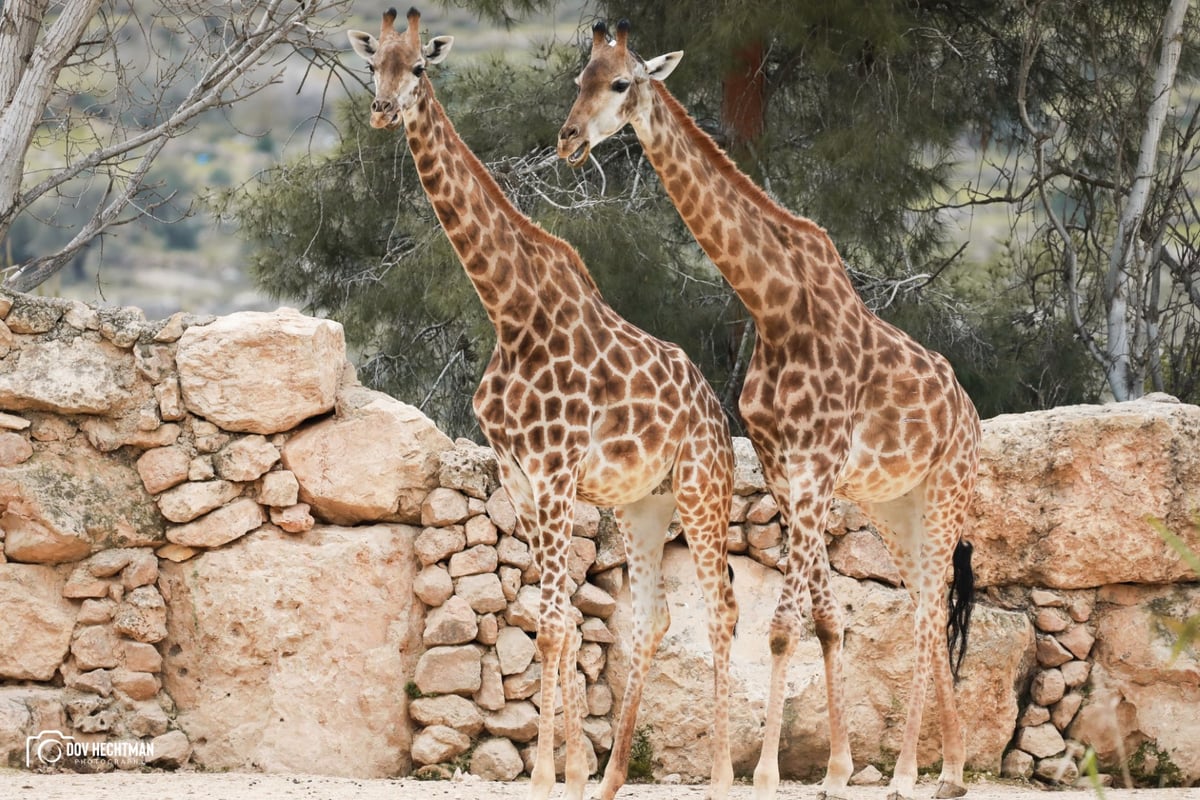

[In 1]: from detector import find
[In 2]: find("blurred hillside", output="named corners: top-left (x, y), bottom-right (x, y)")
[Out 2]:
top-left (23, 1), bottom-right (589, 321)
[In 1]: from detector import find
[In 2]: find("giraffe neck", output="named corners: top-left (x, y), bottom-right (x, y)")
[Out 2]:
top-left (635, 82), bottom-right (868, 337)
top-left (403, 78), bottom-right (601, 337)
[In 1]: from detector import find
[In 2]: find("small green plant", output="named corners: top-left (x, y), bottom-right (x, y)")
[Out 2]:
top-left (627, 725), bottom-right (654, 782)
top-left (1128, 740), bottom-right (1185, 788)
top-left (1147, 513), bottom-right (1200, 661)
top-left (404, 681), bottom-right (425, 700)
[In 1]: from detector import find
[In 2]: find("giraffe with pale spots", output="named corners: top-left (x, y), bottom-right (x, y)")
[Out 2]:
top-left (558, 20), bottom-right (981, 800)
top-left (348, 9), bottom-right (739, 800)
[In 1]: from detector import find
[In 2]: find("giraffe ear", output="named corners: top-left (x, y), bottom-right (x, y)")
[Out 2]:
top-left (424, 35), bottom-right (454, 64)
top-left (644, 51), bottom-right (683, 82)
top-left (347, 30), bottom-right (378, 62)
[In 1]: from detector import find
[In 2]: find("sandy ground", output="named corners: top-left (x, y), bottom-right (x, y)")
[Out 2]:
top-left (0, 771), bottom-right (1196, 800)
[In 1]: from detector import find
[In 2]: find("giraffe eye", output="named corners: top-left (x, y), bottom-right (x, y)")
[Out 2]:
top-left (413, 63), bottom-right (426, 76)
top-left (611, 78), bottom-right (631, 92)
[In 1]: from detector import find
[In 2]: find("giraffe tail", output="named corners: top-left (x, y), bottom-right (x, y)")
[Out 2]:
top-left (946, 539), bottom-right (975, 682)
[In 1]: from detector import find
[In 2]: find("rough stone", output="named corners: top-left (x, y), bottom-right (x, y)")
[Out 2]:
top-left (485, 701), bottom-right (539, 742)
top-left (496, 626), bottom-right (537, 676)
top-left (1051, 692), bottom-right (1084, 730)
top-left (282, 385), bottom-right (452, 525)
top-left (112, 670), bottom-right (160, 701)
top-left (408, 695), bottom-right (484, 736)
top-left (156, 480), bottom-right (241, 524)
top-left (410, 724), bottom-right (470, 766)
top-left (176, 309), bottom-right (344, 434)
top-left (269, 503), bottom-right (314, 534)
top-left (828, 528), bottom-right (902, 586)
top-left (572, 582), bottom-right (617, 619)
top-left (413, 564), bottom-right (454, 607)
top-left (455, 573), bottom-right (507, 614)
top-left (257, 470), bottom-right (300, 508)
top-left (485, 489), bottom-right (517, 535)
top-left (166, 498), bottom-right (265, 548)
top-left (1035, 635), bottom-right (1074, 668)
top-left (0, 336), bottom-right (140, 415)
top-left (448, 544), bottom-right (498, 578)
top-left (438, 440), bottom-right (499, 500)
top-left (421, 487), bottom-right (470, 527)
top-left (113, 586), bottom-right (168, 643)
top-left (731, 437), bottom-right (765, 494)
top-left (476, 651), bottom-right (506, 712)
top-left (149, 730), bottom-right (191, 767)
top-left (0, 433), bottom-right (33, 467)
top-left (72, 625), bottom-right (120, 671)
top-left (1034, 607), bottom-right (1071, 633)
top-left (496, 535), bottom-right (532, 570)
top-left (464, 514), bottom-right (498, 547)
top-left (0, 564), bottom-right (77, 679)
top-left (1031, 668), bottom-right (1066, 706)
top-left (967, 399), bottom-right (1200, 588)
top-left (1001, 748), bottom-right (1034, 780)
top-left (415, 526), bottom-right (466, 566)
top-left (122, 641), bottom-right (163, 673)
top-left (414, 645), bottom-right (483, 696)
top-left (1016, 723), bottom-right (1066, 758)
top-left (470, 737), bottom-right (523, 781)
top-left (159, 524), bottom-right (421, 777)
top-left (1060, 659), bottom-right (1091, 688)
top-left (214, 435), bottom-right (280, 482)
top-left (1057, 624), bottom-right (1096, 660)
top-left (423, 595), bottom-right (478, 646)
top-left (503, 663), bottom-right (541, 701)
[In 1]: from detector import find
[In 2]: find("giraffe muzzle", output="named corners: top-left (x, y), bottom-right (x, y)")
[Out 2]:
top-left (562, 141), bottom-right (590, 168)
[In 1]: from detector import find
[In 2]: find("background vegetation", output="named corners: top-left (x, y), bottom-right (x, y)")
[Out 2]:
top-left (6, 1), bottom-right (1200, 439)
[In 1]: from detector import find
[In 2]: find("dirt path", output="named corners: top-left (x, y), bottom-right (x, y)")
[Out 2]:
top-left (1, 771), bottom-right (1195, 800)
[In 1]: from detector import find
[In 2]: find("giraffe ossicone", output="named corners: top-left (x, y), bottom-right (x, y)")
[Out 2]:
top-left (349, 9), bottom-right (740, 800)
top-left (559, 20), bottom-right (982, 800)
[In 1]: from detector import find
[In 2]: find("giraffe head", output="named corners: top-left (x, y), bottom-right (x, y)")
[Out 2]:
top-left (347, 7), bottom-right (453, 130)
top-left (557, 19), bottom-right (682, 167)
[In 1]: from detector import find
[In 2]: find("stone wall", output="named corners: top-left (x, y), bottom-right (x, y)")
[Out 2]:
top-left (1, 291), bottom-right (1197, 786)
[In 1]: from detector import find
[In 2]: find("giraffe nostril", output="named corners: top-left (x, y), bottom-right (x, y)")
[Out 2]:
top-left (372, 99), bottom-right (392, 114)
top-left (560, 125), bottom-right (578, 141)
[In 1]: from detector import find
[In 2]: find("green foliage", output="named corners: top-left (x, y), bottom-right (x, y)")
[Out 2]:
top-left (1128, 740), bottom-right (1185, 788)
top-left (627, 725), bottom-right (654, 782)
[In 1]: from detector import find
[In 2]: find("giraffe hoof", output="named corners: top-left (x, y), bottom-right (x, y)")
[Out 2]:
top-left (816, 792), bottom-right (848, 800)
top-left (886, 792), bottom-right (910, 800)
top-left (934, 782), bottom-right (968, 799)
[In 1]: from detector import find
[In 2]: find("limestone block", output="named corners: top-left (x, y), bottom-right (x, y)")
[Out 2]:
top-left (411, 724), bottom-right (470, 766)
top-left (573, 502), bottom-right (601, 539)
top-left (114, 586), bottom-right (168, 643)
top-left (159, 524), bottom-right (422, 777)
top-left (257, 470), bottom-right (300, 508)
top-left (496, 626), bottom-right (536, 676)
top-left (214, 435), bottom-right (280, 482)
top-left (470, 737), bottom-right (524, 781)
top-left (414, 645), bottom-right (483, 696)
top-left (464, 514), bottom-right (498, 547)
top-left (149, 730), bottom-right (191, 767)
top-left (414, 564), bottom-right (454, 607)
top-left (421, 487), bottom-right (470, 527)
top-left (448, 544), bottom-right (498, 578)
top-left (1031, 668), bottom-right (1066, 707)
top-left (455, 573), bottom-right (507, 614)
top-left (503, 664), bottom-right (541, 701)
top-left (485, 489), bottom-right (517, 535)
top-left (496, 535), bottom-right (532, 570)
top-left (0, 432), bottom-right (33, 467)
top-left (156, 480), bottom-right (241, 524)
top-left (485, 701), bottom-right (539, 742)
top-left (476, 651), bottom-right (506, 712)
top-left (731, 436), bottom-right (765, 494)
top-left (1035, 635), bottom-right (1073, 668)
top-left (423, 595), bottom-right (478, 646)
top-left (571, 582), bottom-right (616, 619)
top-left (282, 386), bottom-right (452, 525)
top-left (408, 695), bottom-right (484, 736)
top-left (1068, 583), bottom-right (1200, 782)
top-left (828, 528), bottom-right (902, 586)
top-left (269, 503), bottom-right (314, 534)
top-left (0, 336), bottom-right (140, 415)
top-left (415, 526), bottom-right (466, 567)
top-left (176, 309), bottom-right (344, 434)
top-left (1016, 723), bottom-right (1066, 758)
top-left (166, 498), bottom-right (265, 549)
top-left (967, 399), bottom-right (1200, 587)
top-left (0, 686), bottom-right (67, 766)
top-left (1034, 607), bottom-right (1071, 633)
top-left (0, 564), bottom-right (77, 679)
top-left (568, 537), bottom-right (597, 585)
top-left (72, 625), bottom-right (120, 671)
top-left (746, 493), bottom-right (779, 524)
top-left (1, 447), bottom-right (163, 558)
top-left (1057, 624), bottom-right (1096, 660)
top-left (438, 440), bottom-right (499, 500)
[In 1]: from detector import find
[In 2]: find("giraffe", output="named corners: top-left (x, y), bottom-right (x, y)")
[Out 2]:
top-left (557, 21), bottom-right (981, 800)
top-left (347, 10), bottom-right (739, 800)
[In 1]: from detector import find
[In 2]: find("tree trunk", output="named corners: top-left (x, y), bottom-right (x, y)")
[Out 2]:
top-left (1103, 0), bottom-right (1189, 401)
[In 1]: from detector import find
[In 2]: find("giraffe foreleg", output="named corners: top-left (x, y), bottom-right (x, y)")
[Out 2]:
top-left (810, 552), bottom-right (852, 800)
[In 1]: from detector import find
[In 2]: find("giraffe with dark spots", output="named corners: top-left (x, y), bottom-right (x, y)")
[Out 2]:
top-left (558, 20), bottom-right (981, 800)
top-left (348, 9), bottom-right (739, 800)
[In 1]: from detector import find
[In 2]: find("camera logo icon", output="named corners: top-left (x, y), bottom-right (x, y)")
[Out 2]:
top-left (25, 730), bottom-right (73, 768)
